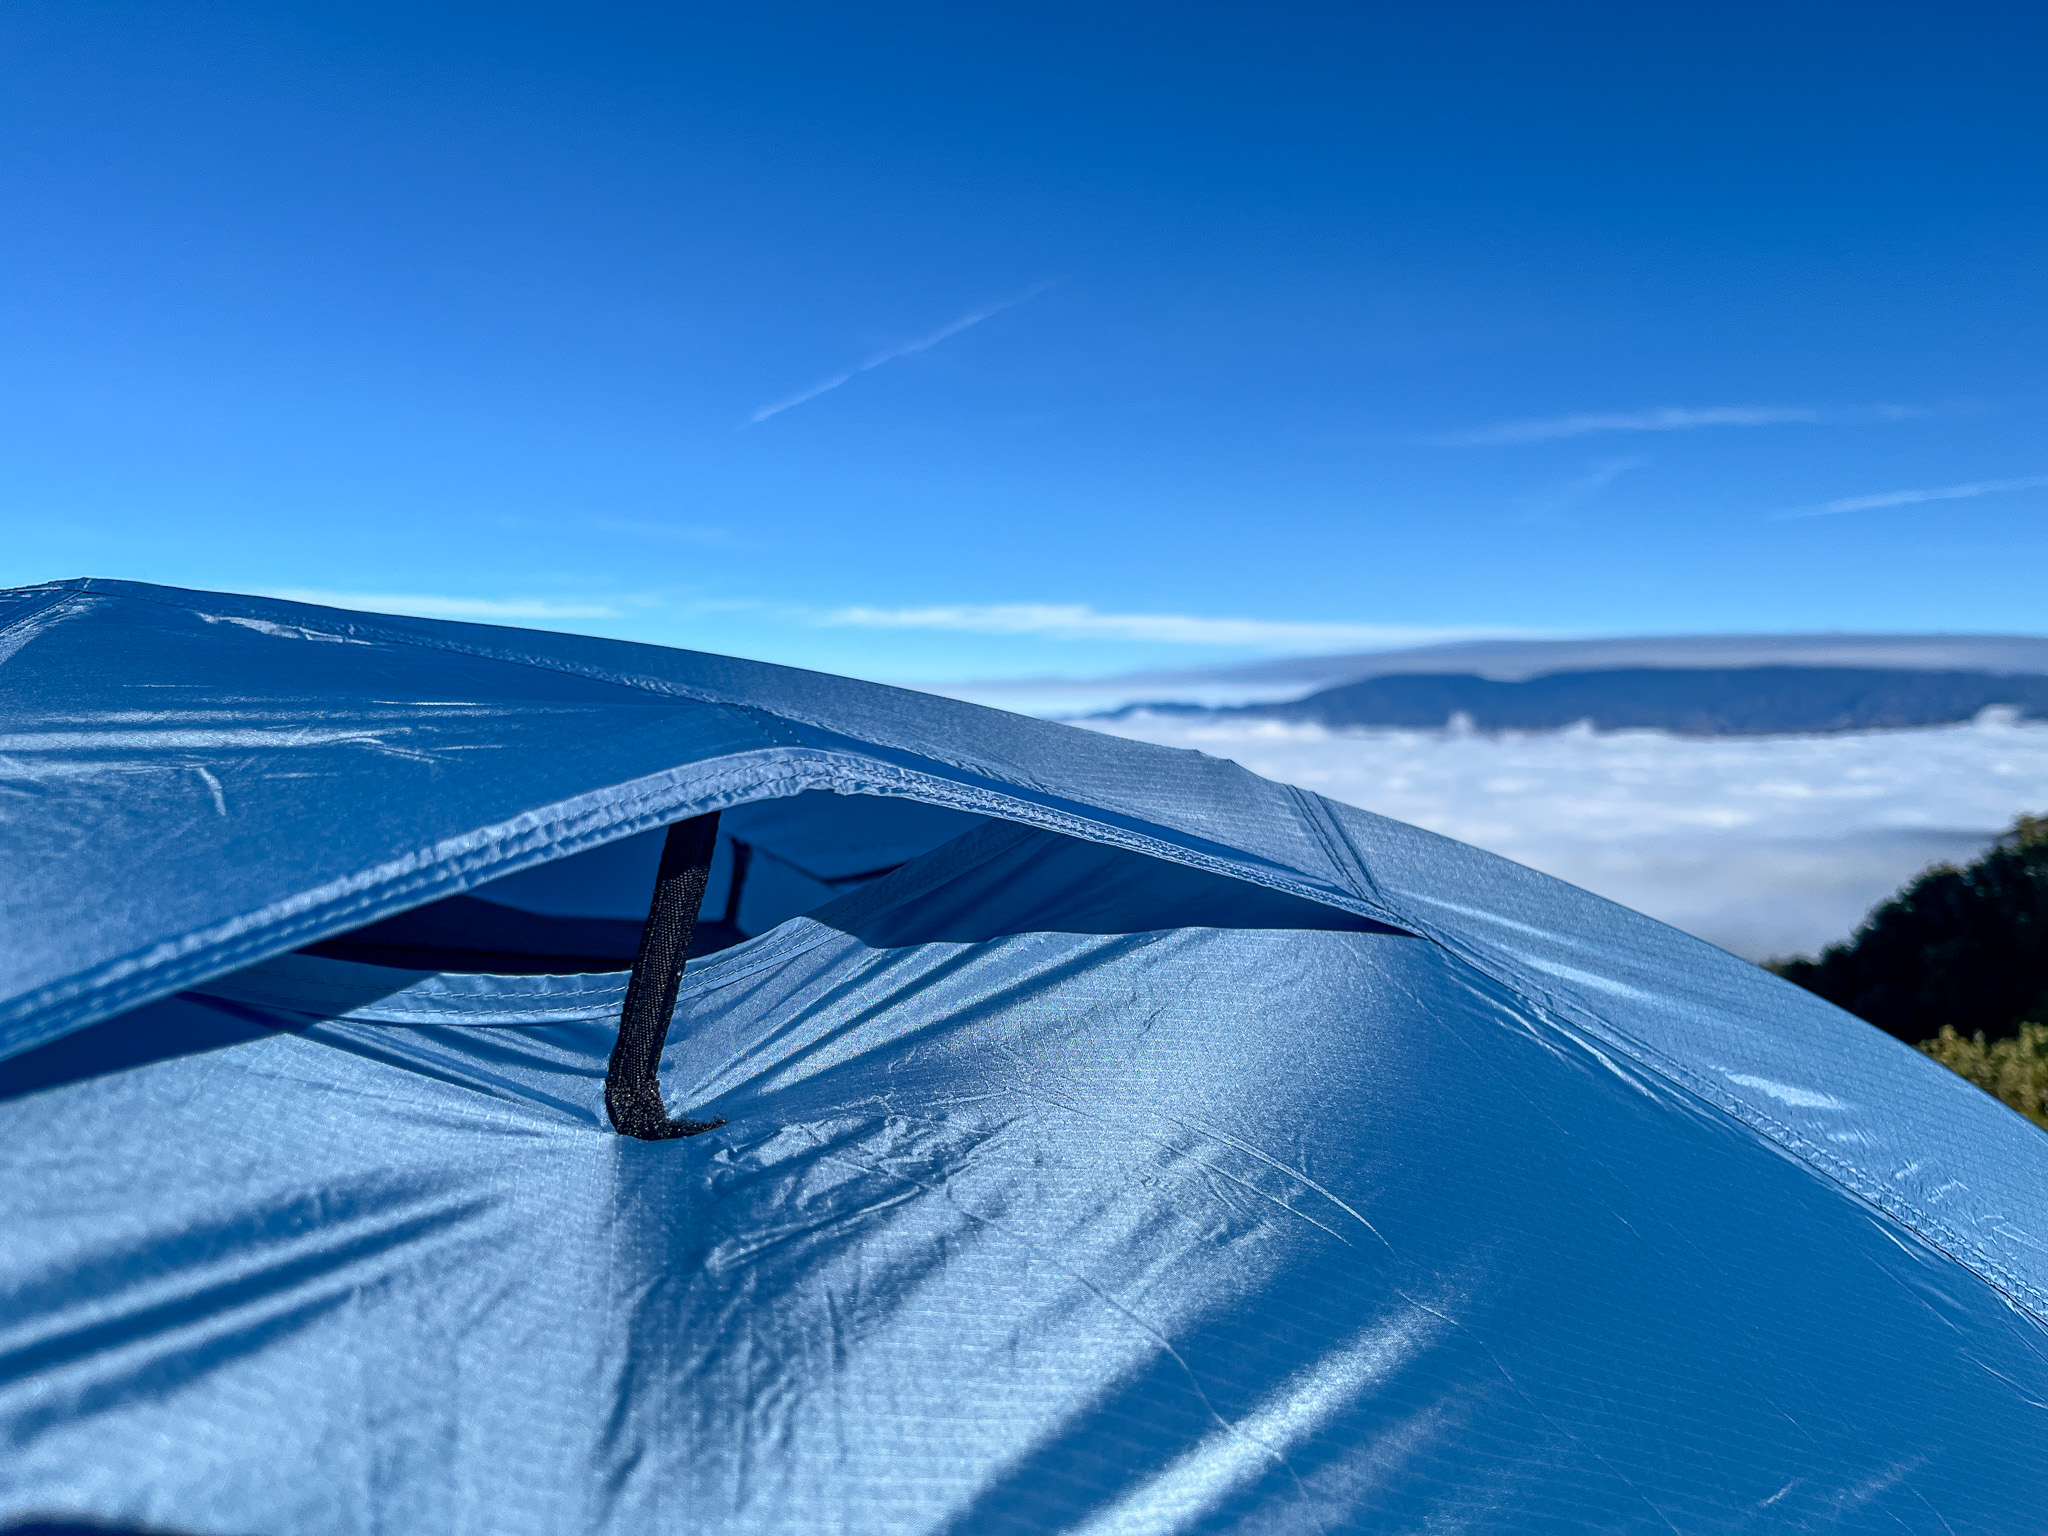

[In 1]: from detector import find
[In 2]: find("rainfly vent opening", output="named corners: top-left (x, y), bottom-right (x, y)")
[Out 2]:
top-left (299, 792), bottom-right (990, 973)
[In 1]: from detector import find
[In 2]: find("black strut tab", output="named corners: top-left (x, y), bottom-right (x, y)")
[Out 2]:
top-left (605, 812), bottom-right (727, 1140)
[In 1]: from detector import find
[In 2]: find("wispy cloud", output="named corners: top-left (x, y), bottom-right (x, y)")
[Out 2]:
top-left (265, 589), bottom-right (622, 621)
top-left (1772, 473), bottom-right (2048, 520)
top-left (1429, 402), bottom-right (1935, 447)
top-left (818, 603), bottom-right (1491, 651)
top-left (1515, 455), bottom-right (1647, 523)
top-left (745, 281), bottom-right (1054, 426)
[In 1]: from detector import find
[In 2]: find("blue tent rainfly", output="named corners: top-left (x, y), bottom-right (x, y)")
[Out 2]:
top-left (3, 577), bottom-right (2047, 1533)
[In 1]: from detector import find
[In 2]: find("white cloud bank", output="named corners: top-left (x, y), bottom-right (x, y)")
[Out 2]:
top-left (265, 589), bottom-right (621, 621)
top-left (1084, 710), bottom-right (2048, 961)
top-left (1430, 402), bottom-right (1933, 447)
top-left (821, 603), bottom-right (1492, 651)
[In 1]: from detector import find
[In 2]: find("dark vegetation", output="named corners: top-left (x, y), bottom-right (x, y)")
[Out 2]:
top-left (1772, 816), bottom-right (2048, 1128)
top-left (1102, 666), bottom-right (2048, 735)
top-left (1772, 815), bottom-right (2048, 1045)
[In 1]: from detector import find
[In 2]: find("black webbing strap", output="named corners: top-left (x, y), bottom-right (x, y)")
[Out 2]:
top-left (605, 812), bottom-right (728, 1140)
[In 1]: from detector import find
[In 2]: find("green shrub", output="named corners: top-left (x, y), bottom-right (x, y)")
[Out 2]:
top-left (1773, 813), bottom-right (2048, 1043)
top-left (1919, 1022), bottom-right (2048, 1130)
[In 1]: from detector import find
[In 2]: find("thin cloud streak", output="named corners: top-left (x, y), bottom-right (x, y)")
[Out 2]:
top-left (1515, 455), bottom-right (1648, 523)
top-left (1430, 402), bottom-right (1935, 447)
top-left (745, 281), bottom-right (1054, 426)
top-left (1773, 473), bottom-right (2048, 520)
top-left (266, 589), bottom-right (622, 621)
top-left (819, 602), bottom-right (1497, 650)
top-left (1565, 455), bottom-right (1649, 494)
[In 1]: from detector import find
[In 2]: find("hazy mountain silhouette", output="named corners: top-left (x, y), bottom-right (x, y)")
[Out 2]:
top-left (1098, 666), bottom-right (2048, 735)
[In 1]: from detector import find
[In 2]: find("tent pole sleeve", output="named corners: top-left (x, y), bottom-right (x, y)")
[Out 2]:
top-left (605, 812), bottom-right (727, 1140)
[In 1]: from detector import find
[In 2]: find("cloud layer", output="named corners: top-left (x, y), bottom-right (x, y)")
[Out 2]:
top-left (1085, 710), bottom-right (2048, 960)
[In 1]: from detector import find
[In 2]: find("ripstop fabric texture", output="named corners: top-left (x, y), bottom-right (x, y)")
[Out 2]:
top-left (5, 578), bottom-right (2048, 1533)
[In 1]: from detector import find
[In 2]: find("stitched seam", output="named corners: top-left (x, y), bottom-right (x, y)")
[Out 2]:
top-left (0, 756), bottom-right (827, 1053)
top-left (0, 585), bottom-right (82, 640)
top-left (76, 580), bottom-right (1296, 820)
top-left (16, 585), bottom-right (1380, 1038)
top-left (75, 580), bottom-right (738, 705)
top-left (1286, 784), bottom-right (1393, 912)
top-left (9, 746), bottom-right (1375, 1055)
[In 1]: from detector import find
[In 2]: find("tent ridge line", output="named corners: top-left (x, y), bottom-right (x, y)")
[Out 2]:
top-left (1285, 784), bottom-right (1390, 909)
top-left (2, 745), bottom-right (1378, 1064)
top-left (69, 579), bottom-right (1287, 819)
top-left (0, 583), bottom-right (84, 641)
top-left (42, 577), bottom-right (1364, 898)
top-left (68, 577), bottom-right (958, 723)
top-left (672, 735), bottom-right (1380, 922)
top-left (0, 752), bottom-right (832, 1062)
top-left (69, 577), bottom-right (744, 708)
top-left (0, 586), bottom-right (97, 669)
top-left (824, 766), bottom-right (1390, 924)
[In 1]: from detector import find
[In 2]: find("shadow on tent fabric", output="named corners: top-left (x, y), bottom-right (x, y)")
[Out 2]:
top-left (0, 993), bottom-right (309, 1105)
top-left (0, 825), bottom-right (1405, 1109)
top-left (3, 1522), bottom-right (198, 1535)
top-left (294, 893), bottom-right (743, 974)
top-left (813, 821), bottom-right (1410, 951)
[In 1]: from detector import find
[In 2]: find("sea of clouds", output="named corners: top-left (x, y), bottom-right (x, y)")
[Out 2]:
top-left (1081, 708), bottom-right (2048, 961)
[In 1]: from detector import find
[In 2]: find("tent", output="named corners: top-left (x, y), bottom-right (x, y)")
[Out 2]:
top-left (4, 576), bottom-right (2047, 1534)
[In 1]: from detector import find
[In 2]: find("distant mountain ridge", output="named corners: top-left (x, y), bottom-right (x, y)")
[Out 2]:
top-left (1099, 666), bottom-right (2048, 735)
top-left (934, 632), bottom-right (2048, 717)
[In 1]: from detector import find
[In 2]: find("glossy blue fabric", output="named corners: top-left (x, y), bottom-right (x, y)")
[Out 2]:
top-left (6, 580), bottom-right (2048, 1533)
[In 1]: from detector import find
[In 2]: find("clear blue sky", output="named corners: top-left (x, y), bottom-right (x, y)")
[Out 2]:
top-left (4, 3), bottom-right (2044, 682)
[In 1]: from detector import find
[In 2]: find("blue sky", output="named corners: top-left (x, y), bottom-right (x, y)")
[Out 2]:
top-left (4, 2), bottom-right (2045, 683)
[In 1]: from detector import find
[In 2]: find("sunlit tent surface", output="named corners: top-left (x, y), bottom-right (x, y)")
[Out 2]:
top-left (6, 577), bottom-right (2048, 1535)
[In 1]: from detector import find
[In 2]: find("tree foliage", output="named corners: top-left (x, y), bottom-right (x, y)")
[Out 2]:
top-left (1772, 814), bottom-right (2048, 1044)
top-left (1918, 1023), bottom-right (2048, 1130)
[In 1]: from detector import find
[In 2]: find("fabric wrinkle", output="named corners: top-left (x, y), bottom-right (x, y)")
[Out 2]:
top-left (7, 579), bottom-right (2048, 1532)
